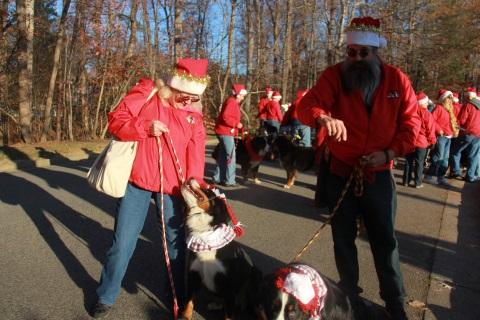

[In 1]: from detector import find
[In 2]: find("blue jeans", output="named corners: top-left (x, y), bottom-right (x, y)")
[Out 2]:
top-left (96, 183), bottom-right (186, 307)
top-left (403, 147), bottom-right (428, 186)
top-left (213, 135), bottom-right (236, 185)
top-left (450, 134), bottom-right (480, 181)
top-left (427, 136), bottom-right (451, 177)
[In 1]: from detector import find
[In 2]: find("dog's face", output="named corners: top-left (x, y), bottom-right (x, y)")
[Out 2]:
top-left (257, 274), bottom-right (309, 320)
top-left (181, 179), bottom-right (232, 233)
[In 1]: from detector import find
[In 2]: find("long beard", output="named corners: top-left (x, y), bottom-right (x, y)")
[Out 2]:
top-left (341, 59), bottom-right (381, 96)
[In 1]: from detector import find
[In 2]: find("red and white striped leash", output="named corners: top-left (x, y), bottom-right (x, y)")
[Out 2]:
top-left (156, 132), bottom-right (185, 320)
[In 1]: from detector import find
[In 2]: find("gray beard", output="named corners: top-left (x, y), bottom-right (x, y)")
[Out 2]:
top-left (341, 58), bottom-right (382, 107)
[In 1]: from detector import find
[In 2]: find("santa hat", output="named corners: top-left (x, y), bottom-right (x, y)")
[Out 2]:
top-left (416, 92), bottom-right (429, 105)
top-left (465, 87), bottom-right (477, 99)
top-left (266, 86), bottom-right (273, 93)
top-left (232, 84), bottom-right (247, 96)
top-left (346, 16), bottom-right (387, 48)
top-left (452, 92), bottom-right (459, 103)
top-left (437, 89), bottom-right (453, 102)
top-left (272, 91), bottom-right (282, 100)
top-left (168, 58), bottom-right (209, 95)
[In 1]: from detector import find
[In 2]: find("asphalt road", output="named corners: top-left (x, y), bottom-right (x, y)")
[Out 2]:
top-left (0, 147), bottom-right (462, 320)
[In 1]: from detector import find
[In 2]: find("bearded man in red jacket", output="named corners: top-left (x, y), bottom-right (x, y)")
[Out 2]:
top-left (298, 17), bottom-right (420, 320)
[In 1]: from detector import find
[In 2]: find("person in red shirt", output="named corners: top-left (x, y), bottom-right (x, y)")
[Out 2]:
top-left (90, 58), bottom-right (209, 318)
top-left (257, 86), bottom-right (273, 127)
top-left (402, 92), bottom-right (437, 188)
top-left (297, 17), bottom-right (420, 320)
top-left (449, 87), bottom-right (480, 182)
top-left (424, 89), bottom-right (460, 185)
top-left (264, 91), bottom-right (283, 132)
top-left (213, 84), bottom-right (247, 187)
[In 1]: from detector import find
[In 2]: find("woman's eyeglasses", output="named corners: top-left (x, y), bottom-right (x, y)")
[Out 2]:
top-left (346, 47), bottom-right (371, 59)
top-left (175, 94), bottom-right (200, 104)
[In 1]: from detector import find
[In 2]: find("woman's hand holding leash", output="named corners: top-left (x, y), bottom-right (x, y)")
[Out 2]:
top-left (150, 120), bottom-right (169, 136)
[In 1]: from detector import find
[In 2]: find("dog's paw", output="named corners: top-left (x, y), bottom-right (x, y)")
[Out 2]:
top-left (283, 184), bottom-right (291, 189)
top-left (254, 178), bottom-right (262, 185)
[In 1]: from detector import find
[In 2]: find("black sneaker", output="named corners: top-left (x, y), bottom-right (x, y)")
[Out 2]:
top-left (386, 301), bottom-right (408, 320)
top-left (90, 302), bottom-right (111, 319)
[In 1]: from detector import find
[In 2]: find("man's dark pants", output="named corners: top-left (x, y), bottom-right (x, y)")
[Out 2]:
top-left (326, 170), bottom-right (406, 304)
top-left (403, 147), bottom-right (428, 186)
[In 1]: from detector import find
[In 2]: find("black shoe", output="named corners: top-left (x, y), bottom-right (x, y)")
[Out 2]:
top-left (90, 302), bottom-right (111, 319)
top-left (449, 173), bottom-right (464, 180)
top-left (386, 301), bottom-right (408, 320)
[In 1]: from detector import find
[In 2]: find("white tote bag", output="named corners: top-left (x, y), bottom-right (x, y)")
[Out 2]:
top-left (87, 88), bottom-right (157, 197)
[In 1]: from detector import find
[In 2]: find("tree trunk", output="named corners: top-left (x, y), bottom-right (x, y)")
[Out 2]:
top-left (244, 0), bottom-right (255, 123)
top-left (221, 0), bottom-right (236, 104)
top-left (40, 0), bottom-right (71, 142)
top-left (281, 0), bottom-right (293, 102)
top-left (142, 0), bottom-right (155, 77)
top-left (16, 0), bottom-right (34, 143)
top-left (174, 0), bottom-right (183, 61)
top-left (126, 0), bottom-right (138, 59)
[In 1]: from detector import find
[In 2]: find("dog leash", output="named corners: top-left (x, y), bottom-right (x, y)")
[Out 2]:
top-left (156, 132), bottom-right (186, 320)
top-left (290, 160), bottom-right (366, 263)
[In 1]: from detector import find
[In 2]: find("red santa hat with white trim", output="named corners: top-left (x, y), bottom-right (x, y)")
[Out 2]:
top-left (346, 16), bottom-right (387, 48)
top-left (272, 91), bottom-right (282, 100)
top-left (232, 83), bottom-right (248, 96)
top-left (437, 89), bottom-right (453, 102)
top-left (416, 92), bottom-right (429, 106)
top-left (465, 87), bottom-right (477, 99)
top-left (168, 58), bottom-right (209, 95)
top-left (452, 92), bottom-right (459, 103)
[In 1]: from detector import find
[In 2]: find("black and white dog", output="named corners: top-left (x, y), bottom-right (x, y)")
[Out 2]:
top-left (256, 263), bottom-right (355, 320)
top-left (180, 178), bottom-right (262, 319)
top-left (212, 125), bottom-right (276, 184)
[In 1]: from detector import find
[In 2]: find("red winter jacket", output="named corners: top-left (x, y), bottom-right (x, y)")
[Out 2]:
top-left (265, 100), bottom-right (283, 122)
top-left (108, 79), bottom-right (206, 195)
top-left (415, 107), bottom-right (437, 148)
top-left (458, 101), bottom-right (480, 137)
top-left (257, 97), bottom-right (270, 120)
top-left (215, 96), bottom-right (241, 136)
top-left (431, 104), bottom-right (455, 137)
top-left (298, 62), bottom-right (420, 175)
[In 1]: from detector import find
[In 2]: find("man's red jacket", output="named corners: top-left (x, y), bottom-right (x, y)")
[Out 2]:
top-left (108, 79), bottom-right (206, 195)
top-left (265, 100), bottom-right (283, 122)
top-left (298, 62), bottom-right (420, 175)
top-left (215, 96), bottom-right (241, 136)
top-left (458, 101), bottom-right (480, 137)
top-left (257, 97), bottom-right (270, 120)
top-left (415, 107), bottom-right (437, 148)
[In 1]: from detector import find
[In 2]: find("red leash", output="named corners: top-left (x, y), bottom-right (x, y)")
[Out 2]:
top-left (157, 132), bottom-right (186, 320)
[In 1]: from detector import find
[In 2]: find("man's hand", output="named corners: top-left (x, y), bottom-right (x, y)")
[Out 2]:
top-left (150, 120), bottom-right (169, 136)
top-left (237, 123), bottom-right (243, 129)
top-left (317, 115), bottom-right (347, 142)
top-left (362, 150), bottom-right (393, 167)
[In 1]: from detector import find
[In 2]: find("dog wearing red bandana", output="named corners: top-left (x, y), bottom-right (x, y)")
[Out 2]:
top-left (180, 178), bottom-right (262, 320)
top-left (256, 263), bottom-right (355, 320)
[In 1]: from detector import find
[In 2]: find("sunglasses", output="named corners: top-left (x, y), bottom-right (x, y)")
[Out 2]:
top-left (175, 94), bottom-right (200, 104)
top-left (346, 47), bottom-right (371, 59)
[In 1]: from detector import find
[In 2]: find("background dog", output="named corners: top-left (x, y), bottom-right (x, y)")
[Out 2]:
top-left (212, 126), bottom-right (274, 184)
top-left (180, 179), bottom-right (262, 319)
top-left (272, 134), bottom-right (316, 188)
top-left (256, 263), bottom-right (355, 320)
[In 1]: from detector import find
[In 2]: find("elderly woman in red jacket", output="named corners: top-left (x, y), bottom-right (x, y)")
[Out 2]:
top-left (91, 58), bottom-right (209, 318)
top-left (212, 84), bottom-right (247, 187)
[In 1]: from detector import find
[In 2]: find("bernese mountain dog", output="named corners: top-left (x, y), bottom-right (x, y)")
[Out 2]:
top-left (180, 178), bottom-right (262, 319)
top-left (256, 263), bottom-right (356, 320)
